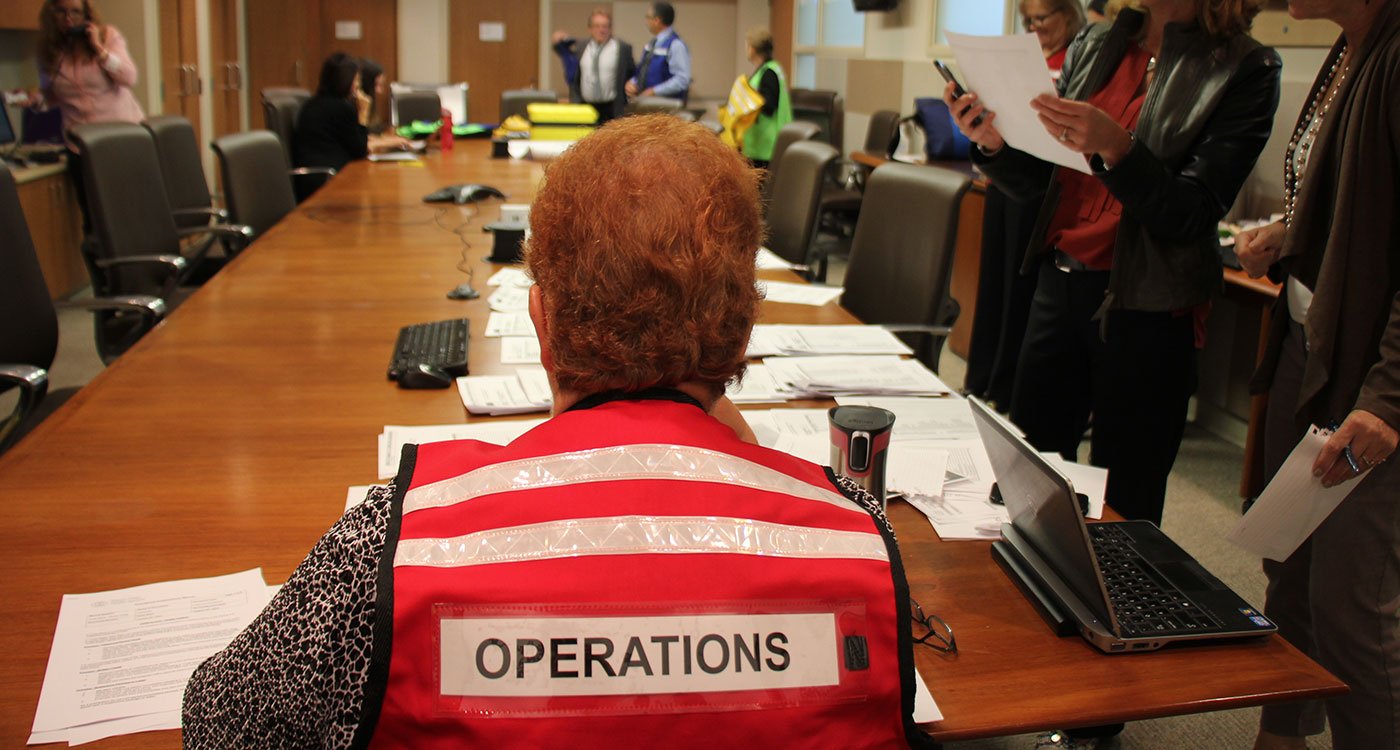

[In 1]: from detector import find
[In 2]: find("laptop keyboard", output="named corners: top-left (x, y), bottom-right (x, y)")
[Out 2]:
top-left (387, 318), bottom-right (470, 379)
top-left (1089, 525), bottom-right (1219, 637)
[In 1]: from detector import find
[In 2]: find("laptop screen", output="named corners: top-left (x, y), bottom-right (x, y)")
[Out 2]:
top-left (968, 398), bottom-right (1113, 624)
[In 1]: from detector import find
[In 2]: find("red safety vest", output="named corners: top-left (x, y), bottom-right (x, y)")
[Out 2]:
top-left (361, 396), bottom-right (930, 749)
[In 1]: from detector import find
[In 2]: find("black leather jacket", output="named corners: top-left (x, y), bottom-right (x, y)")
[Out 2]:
top-left (972, 9), bottom-right (1281, 313)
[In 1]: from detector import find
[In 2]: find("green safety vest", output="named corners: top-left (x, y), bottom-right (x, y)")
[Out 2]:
top-left (743, 60), bottom-right (792, 161)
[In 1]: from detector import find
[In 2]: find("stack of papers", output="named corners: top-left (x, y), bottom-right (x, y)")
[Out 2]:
top-left (836, 396), bottom-right (982, 440)
top-left (747, 325), bottom-right (914, 357)
top-left (726, 364), bottom-right (797, 404)
top-left (30, 570), bottom-right (272, 746)
top-left (488, 285), bottom-right (530, 312)
top-left (456, 367), bottom-right (553, 415)
top-left (757, 280), bottom-right (844, 306)
top-left (378, 419), bottom-right (546, 478)
top-left (484, 312), bottom-right (535, 337)
top-left (764, 356), bottom-right (953, 397)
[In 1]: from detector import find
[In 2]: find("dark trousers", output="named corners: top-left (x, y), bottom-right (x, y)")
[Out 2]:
top-left (585, 98), bottom-right (622, 124)
top-left (1009, 259), bottom-right (1197, 525)
top-left (964, 185), bottom-right (1038, 406)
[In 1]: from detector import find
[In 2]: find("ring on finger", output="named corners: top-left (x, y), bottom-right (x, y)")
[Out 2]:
top-left (1059, 127), bottom-right (1070, 142)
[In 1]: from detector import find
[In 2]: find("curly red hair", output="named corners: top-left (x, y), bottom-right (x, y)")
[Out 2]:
top-left (526, 114), bottom-right (763, 398)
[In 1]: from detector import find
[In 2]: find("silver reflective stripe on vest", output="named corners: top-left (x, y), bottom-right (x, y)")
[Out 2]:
top-left (395, 515), bottom-right (889, 568)
top-left (403, 443), bottom-right (860, 516)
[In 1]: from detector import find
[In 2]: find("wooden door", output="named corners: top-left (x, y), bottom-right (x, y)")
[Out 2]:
top-left (319, 0), bottom-right (398, 122)
top-left (158, 0), bottom-right (201, 144)
top-left (245, 0), bottom-right (318, 112)
top-left (0, 0), bottom-right (42, 30)
top-left (450, 0), bottom-right (540, 123)
top-left (210, 0), bottom-right (245, 138)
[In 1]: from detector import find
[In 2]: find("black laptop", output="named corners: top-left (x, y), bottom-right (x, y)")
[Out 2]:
top-left (969, 397), bottom-right (1276, 653)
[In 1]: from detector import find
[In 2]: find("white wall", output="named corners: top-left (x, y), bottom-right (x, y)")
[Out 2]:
top-left (398, 0), bottom-right (450, 83)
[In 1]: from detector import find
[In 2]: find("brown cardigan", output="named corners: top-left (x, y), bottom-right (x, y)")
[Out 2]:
top-left (1252, 2), bottom-right (1400, 432)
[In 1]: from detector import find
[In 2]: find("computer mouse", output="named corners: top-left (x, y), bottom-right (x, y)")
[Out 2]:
top-left (397, 363), bottom-right (455, 389)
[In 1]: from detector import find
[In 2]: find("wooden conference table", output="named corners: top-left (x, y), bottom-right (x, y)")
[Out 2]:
top-left (0, 141), bottom-right (1341, 746)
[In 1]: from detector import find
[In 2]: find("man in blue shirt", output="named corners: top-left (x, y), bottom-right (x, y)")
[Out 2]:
top-left (625, 2), bottom-right (691, 105)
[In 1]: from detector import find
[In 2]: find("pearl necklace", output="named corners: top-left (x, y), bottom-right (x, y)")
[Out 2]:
top-left (1284, 46), bottom-right (1350, 228)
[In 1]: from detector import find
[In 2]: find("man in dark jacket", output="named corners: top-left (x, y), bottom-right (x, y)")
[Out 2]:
top-left (552, 9), bottom-right (636, 123)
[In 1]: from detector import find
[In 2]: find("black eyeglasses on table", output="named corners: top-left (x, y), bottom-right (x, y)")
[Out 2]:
top-left (910, 598), bottom-right (956, 654)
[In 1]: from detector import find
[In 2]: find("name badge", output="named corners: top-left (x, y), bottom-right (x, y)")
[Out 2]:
top-left (434, 603), bottom-right (870, 717)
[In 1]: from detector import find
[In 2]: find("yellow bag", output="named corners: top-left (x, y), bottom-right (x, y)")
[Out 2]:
top-left (718, 74), bottom-right (764, 149)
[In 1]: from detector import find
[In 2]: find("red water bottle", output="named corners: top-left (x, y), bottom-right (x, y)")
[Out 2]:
top-left (440, 108), bottom-right (454, 152)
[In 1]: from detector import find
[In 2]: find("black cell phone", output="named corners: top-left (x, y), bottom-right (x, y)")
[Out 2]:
top-left (933, 60), bottom-right (966, 98)
top-left (934, 59), bottom-right (983, 128)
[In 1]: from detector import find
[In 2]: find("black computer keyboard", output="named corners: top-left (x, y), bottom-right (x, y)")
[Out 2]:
top-left (387, 318), bottom-right (470, 380)
top-left (1089, 525), bottom-right (1218, 637)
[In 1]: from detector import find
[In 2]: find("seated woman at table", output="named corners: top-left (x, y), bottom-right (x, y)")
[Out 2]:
top-left (182, 115), bottom-right (930, 749)
top-left (293, 52), bottom-right (407, 201)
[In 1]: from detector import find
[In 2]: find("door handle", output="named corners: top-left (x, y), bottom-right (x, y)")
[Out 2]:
top-left (294, 60), bottom-right (303, 86)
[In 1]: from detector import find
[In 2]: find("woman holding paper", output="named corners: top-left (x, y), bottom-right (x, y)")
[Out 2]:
top-left (944, 0), bottom-right (1280, 527)
top-left (963, 0), bottom-right (1085, 408)
top-left (1232, 0), bottom-right (1400, 746)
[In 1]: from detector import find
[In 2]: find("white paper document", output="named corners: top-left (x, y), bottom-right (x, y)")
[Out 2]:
top-left (367, 151), bottom-right (420, 162)
top-left (913, 669), bottom-right (944, 723)
top-left (456, 367), bottom-right (554, 416)
top-left (946, 31), bottom-right (1092, 174)
top-left (757, 280), bottom-right (845, 307)
top-left (1228, 425), bottom-right (1361, 561)
top-left (726, 364), bottom-right (793, 404)
top-left (487, 267), bottom-right (532, 287)
top-left (748, 325), bottom-right (914, 358)
top-left (499, 336), bottom-right (542, 365)
top-left (756, 246), bottom-right (798, 270)
top-left (765, 355), bottom-right (954, 397)
top-left (484, 312), bottom-right (535, 337)
top-left (837, 396), bottom-right (981, 441)
top-left (30, 569), bottom-right (270, 745)
top-left (378, 420), bottom-right (546, 478)
top-left (488, 285), bottom-right (531, 312)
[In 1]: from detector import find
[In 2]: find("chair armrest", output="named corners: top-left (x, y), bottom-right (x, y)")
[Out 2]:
top-left (879, 324), bottom-right (954, 337)
top-left (289, 166), bottom-right (336, 177)
top-left (57, 295), bottom-right (167, 325)
top-left (171, 206), bottom-right (231, 222)
top-left (94, 254), bottom-right (188, 298)
top-left (175, 223), bottom-right (254, 242)
top-left (94, 254), bottom-right (188, 274)
top-left (0, 364), bottom-right (48, 453)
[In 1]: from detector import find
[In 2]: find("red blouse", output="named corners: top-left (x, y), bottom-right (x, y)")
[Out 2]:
top-left (1044, 45), bottom-right (1152, 270)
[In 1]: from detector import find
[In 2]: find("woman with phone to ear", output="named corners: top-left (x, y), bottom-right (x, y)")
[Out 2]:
top-left (943, 1), bottom-right (1279, 527)
top-left (33, 0), bottom-right (143, 229)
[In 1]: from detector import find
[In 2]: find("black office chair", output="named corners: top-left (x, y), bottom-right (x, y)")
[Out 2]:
top-left (68, 123), bottom-right (251, 360)
top-left (812, 110), bottom-right (905, 276)
top-left (841, 162), bottom-right (972, 373)
top-left (790, 88), bottom-right (844, 149)
top-left (393, 90), bottom-right (442, 125)
top-left (142, 115), bottom-right (230, 231)
top-left (0, 164), bottom-right (164, 452)
top-left (764, 140), bottom-right (839, 273)
top-left (212, 130), bottom-right (297, 238)
top-left (761, 121), bottom-right (822, 208)
top-left (500, 89), bottom-right (558, 122)
top-left (260, 86), bottom-right (311, 103)
top-left (261, 93), bottom-right (305, 167)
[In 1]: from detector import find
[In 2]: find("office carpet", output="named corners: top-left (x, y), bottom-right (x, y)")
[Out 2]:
top-left (31, 289), bottom-right (1335, 749)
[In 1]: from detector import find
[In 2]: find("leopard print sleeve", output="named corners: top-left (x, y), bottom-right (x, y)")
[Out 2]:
top-left (181, 484), bottom-right (393, 750)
